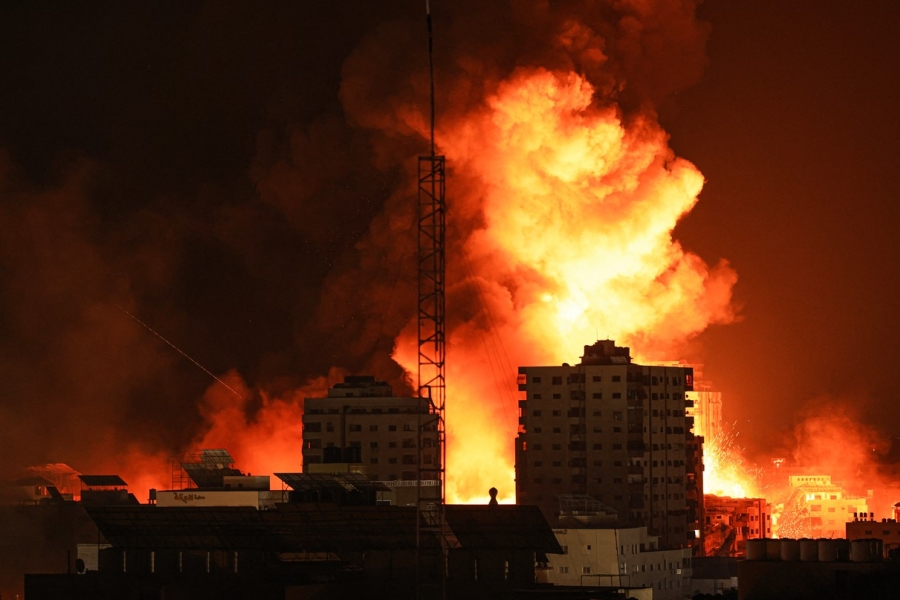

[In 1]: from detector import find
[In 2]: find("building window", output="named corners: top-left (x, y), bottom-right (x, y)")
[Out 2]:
top-left (370, 442), bottom-right (378, 448)
top-left (612, 375), bottom-right (621, 382)
top-left (534, 444), bottom-right (543, 450)
top-left (534, 461), bottom-right (543, 467)
top-left (593, 410), bottom-right (602, 416)
top-left (304, 422), bottom-right (321, 432)
top-left (389, 458), bottom-right (398, 464)
top-left (553, 427), bottom-right (562, 434)
top-left (552, 444), bottom-right (561, 450)
top-left (612, 393), bottom-right (621, 399)
top-left (552, 376), bottom-right (563, 385)
top-left (349, 424), bottom-right (362, 432)
top-left (552, 394), bottom-right (562, 399)
top-left (552, 410), bottom-right (561, 416)
top-left (389, 442), bottom-right (397, 448)
top-left (402, 455), bottom-right (416, 464)
top-left (532, 376), bottom-right (542, 383)
top-left (533, 427), bottom-right (543, 434)
top-left (592, 393), bottom-right (602, 399)
top-left (403, 424), bottom-right (413, 431)
top-left (305, 439), bottom-right (322, 449)
top-left (553, 461), bottom-right (562, 467)
top-left (533, 410), bottom-right (542, 416)
top-left (389, 425), bottom-right (397, 431)
top-left (592, 376), bottom-right (602, 382)
top-left (369, 425), bottom-right (378, 432)
top-left (593, 427), bottom-right (602, 433)
top-left (370, 458), bottom-right (378, 464)
top-left (582, 566), bottom-right (591, 574)
top-left (532, 393), bottom-right (542, 399)
top-left (593, 444), bottom-right (602, 450)
top-left (613, 444), bottom-right (622, 450)
top-left (559, 566), bottom-right (568, 574)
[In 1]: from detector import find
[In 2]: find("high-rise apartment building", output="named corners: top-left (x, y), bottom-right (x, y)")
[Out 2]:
top-left (302, 376), bottom-right (440, 483)
top-left (685, 364), bottom-right (722, 443)
top-left (516, 340), bottom-right (697, 549)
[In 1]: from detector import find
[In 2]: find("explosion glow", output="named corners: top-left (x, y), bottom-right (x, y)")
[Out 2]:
top-left (394, 67), bottom-right (737, 502)
top-left (703, 427), bottom-right (761, 499)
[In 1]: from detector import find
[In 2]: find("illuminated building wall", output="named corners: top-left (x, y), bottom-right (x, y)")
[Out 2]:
top-left (783, 475), bottom-right (869, 539)
top-left (703, 495), bottom-right (771, 557)
top-left (543, 526), bottom-right (692, 599)
top-left (302, 376), bottom-right (440, 483)
top-left (516, 340), bottom-right (694, 549)
top-left (846, 514), bottom-right (900, 557)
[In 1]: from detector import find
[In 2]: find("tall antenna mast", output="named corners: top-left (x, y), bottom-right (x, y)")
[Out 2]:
top-left (417, 0), bottom-right (448, 597)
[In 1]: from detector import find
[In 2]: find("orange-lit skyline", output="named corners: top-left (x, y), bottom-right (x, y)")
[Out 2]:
top-left (0, 1), bottom-right (899, 522)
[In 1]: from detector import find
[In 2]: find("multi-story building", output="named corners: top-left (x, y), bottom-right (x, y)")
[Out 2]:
top-left (542, 524), bottom-right (693, 599)
top-left (685, 366), bottom-right (722, 443)
top-left (302, 376), bottom-right (440, 484)
top-left (847, 511), bottom-right (900, 557)
top-left (516, 340), bottom-right (695, 549)
top-left (703, 495), bottom-right (772, 557)
top-left (781, 475), bottom-right (870, 539)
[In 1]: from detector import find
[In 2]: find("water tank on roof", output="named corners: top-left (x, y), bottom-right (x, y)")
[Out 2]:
top-left (799, 539), bottom-right (818, 562)
top-left (780, 538), bottom-right (800, 561)
top-left (745, 539), bottom-right (766, 561)
top-left (818, 539), bottom-right (839, 562)
top-left (765, 539), bottom-right (781, 561)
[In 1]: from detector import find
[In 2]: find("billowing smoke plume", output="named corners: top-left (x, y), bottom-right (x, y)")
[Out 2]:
top-left (312, 0), bottom-right (736, 500)
top-left (0, 1), bottom-right (735, 503)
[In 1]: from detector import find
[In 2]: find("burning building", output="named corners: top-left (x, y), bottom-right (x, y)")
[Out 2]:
top-left (703, 495), bottom-right (771, 557)
top-left (515, 339), bottom-right (699, 550)
top-left (778, 475), bottom-right (870, 540)
top-left (685, 365), bottom-right (723, 444)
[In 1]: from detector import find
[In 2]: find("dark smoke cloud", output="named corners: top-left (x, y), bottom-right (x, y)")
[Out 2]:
top-left (0, 0), bottom-right (714, 478)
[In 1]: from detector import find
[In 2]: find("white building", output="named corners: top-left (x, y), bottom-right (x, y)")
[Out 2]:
top-left (541, 526), bottom-right (692, 600)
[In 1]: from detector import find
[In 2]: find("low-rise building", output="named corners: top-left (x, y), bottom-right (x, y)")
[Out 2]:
top-left (542, 525), bottom-right (692, 599)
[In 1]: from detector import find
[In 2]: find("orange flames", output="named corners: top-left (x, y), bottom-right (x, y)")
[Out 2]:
top-left (703, 428), bottom-right (761, 499)
top-left (394, 67), bottom-right (737, 503)
top-left (108, 369), bottom-right (345, 497)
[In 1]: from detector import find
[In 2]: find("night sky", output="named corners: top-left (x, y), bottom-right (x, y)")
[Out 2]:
top-left (1, 0), bottom-right (898, 477)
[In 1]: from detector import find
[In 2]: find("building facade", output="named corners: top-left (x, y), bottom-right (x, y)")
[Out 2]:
top-left (781, 475), bottom-right (870, 539)
top-left (516, 340), bottom-right (696, 549)
top-left (302, 376), bottom-right (441, 483)
top-left (542, 525), bottom-right (693, 599)
top-left (703, 495), bottom-right (772, 557)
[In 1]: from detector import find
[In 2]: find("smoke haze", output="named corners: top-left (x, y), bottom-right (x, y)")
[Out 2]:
top-left (0, 0), bottom-right (898, 501)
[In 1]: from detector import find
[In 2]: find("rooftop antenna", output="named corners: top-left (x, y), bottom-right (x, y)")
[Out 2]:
top-left (417, 0), bottom-right (448, 598)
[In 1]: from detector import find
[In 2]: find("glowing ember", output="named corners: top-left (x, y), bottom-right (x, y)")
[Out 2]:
top-left (395, 68), bottom-right (737, 503)
top-left (704, 427), bottom-right (761, 499)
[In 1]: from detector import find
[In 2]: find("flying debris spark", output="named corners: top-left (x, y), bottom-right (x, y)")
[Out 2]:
top-left (117, 305), bottom-right (245, 401)
top-left (704, 425), bottom-right (762, 498)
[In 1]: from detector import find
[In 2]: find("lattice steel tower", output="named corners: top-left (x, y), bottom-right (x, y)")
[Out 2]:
top-left (416, 1), bottom-right (448, 598)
